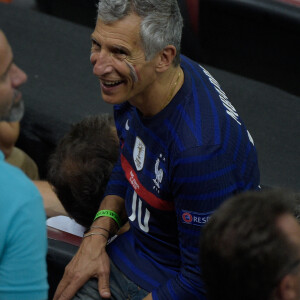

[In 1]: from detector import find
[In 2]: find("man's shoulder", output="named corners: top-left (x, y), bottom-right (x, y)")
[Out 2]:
top-left (0, 159), bottom-right (41, 202)
top-left (180, 55), bottom-right (207, 78)
top-left (175, 56), bottom-right (249, 149)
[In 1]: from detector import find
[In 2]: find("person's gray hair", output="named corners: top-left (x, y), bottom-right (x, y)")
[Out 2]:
top-left (97, 0), bottom-right (183, 66)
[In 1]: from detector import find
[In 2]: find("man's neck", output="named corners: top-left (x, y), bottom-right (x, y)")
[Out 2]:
top-left (131, 66), bottom-right (184, 118)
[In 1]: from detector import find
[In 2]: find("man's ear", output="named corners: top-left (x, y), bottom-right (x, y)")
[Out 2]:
top-left (277, 274), bottom-right (298, 300)
top-left (156, 45), bottom-right (177, 73)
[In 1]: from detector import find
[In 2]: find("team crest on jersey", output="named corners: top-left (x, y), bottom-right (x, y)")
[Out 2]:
top-left (133, 136), bottom-right (146, 171)
top-left (152, 154), bottom-right (166, 194)
top-left (153, 158), bottom-right (163, 189)
top-left (181, 210), bottom-right (213, 226)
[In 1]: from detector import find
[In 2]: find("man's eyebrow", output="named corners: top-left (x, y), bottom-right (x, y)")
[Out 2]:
top-left (90, 36), bottom-right (130, 55)
top-left (90, 35), bottom-right (99, 44)
top-left (109, 45), bottom-right (130, 56)
top-left (0, 59), bottom-right (13, 79)
top-left (112, 45), bottom-right (129, 54)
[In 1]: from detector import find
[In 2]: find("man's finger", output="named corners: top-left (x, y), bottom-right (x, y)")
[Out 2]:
top-left (53, 274), bottom-right (70, 300)
top-left (98, 271), bottom-right (111, 299)
top-left (54, 271), bottom-right (90, 300)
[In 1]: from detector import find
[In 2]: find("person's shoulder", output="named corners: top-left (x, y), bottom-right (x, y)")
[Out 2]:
top-left (180, 54), bottom-right (205, 73)
top-left (0, 158), bottom-right (41, 203)
top-left (180, 55), bottom-right (218, 91)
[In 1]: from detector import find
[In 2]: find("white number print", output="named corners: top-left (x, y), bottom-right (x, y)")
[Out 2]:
top-left (128, 191), bottom-right (150, 232)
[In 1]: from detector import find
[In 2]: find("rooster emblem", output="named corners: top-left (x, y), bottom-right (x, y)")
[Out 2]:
top-left (153, 158), bottom-right (163, 189)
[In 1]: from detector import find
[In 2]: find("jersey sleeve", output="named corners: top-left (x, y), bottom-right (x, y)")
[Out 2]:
top-left (152, 142), bottom-right (260, 299)
top-left (104, 103), bottom-right (131, 199)
top-left (104, 155), bottom-right (128, 199)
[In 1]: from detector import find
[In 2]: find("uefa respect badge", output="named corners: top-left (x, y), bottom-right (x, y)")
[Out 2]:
top-left (181, 210), bottom-right (213, 226)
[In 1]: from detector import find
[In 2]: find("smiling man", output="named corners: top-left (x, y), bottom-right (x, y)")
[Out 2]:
top-left (54, 1), bottom-right (260, 300)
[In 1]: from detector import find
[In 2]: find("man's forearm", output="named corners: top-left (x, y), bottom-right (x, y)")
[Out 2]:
top-left (33, 180), bottom-right (67, 217)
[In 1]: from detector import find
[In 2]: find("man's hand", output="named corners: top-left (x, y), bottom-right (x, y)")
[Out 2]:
top-left (53, 234), bottom-right (111, 300)
top-left (54, 195), bottom-right (126, 300)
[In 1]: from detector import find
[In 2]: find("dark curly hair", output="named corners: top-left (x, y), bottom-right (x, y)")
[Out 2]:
top-left (47, 114), bottom-right (119, 228)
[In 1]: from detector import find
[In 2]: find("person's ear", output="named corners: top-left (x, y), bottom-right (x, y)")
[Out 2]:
top-left (277, 274), bottom-right (298, 300)
top-left (156, 45), bottom-right (176, 73)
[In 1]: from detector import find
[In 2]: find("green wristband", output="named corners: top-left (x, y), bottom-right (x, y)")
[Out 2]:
top-left (94, 210), bottom-right (121, 228)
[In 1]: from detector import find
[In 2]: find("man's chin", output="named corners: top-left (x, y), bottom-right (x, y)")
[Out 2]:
top-left (1, 99), bottom-right (25, 122)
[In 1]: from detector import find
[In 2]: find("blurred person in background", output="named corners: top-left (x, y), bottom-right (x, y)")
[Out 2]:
top-left (200, 189), bottom-right (300, 300)
top-left (41, 114), bottom-right (124, 237)
top-left (0, 29), bottom-right (39, 180)
top-left (0, 29), bottom-right (48, 300)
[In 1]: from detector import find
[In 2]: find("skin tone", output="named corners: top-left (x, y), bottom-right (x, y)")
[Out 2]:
top-left (275, 214), bottom-right (300, 300)
top-left (90, 13), bottom-right (184, 117)
top-left (54, 13), bottom-right (184, 300)
top-left (33, 180), bottom-right (67, 217)
top-left (0, 122), bottom-right (19, 158)
top-left (0, 31), bottom-right (27, 158)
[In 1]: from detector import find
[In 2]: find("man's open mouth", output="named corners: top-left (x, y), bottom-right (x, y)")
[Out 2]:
top-left (102, 80), bottom-right (124, 87)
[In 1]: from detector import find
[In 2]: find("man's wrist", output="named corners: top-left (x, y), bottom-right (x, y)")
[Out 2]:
top-left (94, 210), bottom-right (122, 228)
top-left (83, 231), bottom-right (108, 241)
top-left (91, 215), bottom-right (119, 238)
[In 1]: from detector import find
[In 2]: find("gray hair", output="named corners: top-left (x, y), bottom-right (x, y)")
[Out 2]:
top-left (97, 0), bottom-right (183, 66)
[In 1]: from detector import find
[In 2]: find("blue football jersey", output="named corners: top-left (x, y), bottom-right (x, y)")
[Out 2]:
top-left (105, 55), bottom-right (260, 299)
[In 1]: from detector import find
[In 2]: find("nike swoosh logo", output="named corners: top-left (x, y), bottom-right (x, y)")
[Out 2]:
top-left (125, 119), bottom-right (130, 130)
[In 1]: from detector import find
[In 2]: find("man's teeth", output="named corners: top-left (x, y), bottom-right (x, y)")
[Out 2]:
top-left (103, 80), bottom-right (123, 87)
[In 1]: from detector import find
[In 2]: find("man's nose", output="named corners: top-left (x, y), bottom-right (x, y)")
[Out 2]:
top-left (10, 64), bottom-right (28, 88)
top-left (91, 51), bottom-right (114, 76)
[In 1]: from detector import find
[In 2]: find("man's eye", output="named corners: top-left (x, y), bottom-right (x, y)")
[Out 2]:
top-left (91, 40), bottom-right (101, 50)
top-left (113, 49), bottom-right (127, 60)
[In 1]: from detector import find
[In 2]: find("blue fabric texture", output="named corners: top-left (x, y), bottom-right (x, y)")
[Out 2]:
top-left (105, 56), bottom-right (260, 299)
top-left (0, 151), bottom-right (48, 300)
